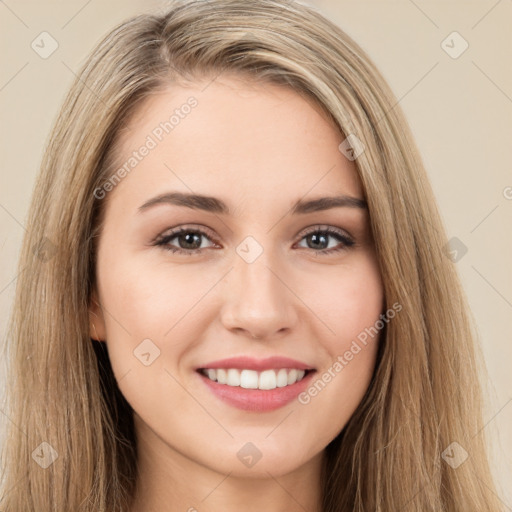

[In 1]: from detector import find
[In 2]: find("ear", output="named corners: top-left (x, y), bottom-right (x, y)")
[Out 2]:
top-left (89, 287), bottom-right (107, 342)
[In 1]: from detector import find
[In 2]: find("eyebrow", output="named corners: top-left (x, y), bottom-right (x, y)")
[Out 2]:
top-left (138, 191), bottom-right (367, 215)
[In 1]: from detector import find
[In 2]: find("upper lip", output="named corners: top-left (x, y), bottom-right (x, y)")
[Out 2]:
top-left (197, 356), bottom-right (315, 372)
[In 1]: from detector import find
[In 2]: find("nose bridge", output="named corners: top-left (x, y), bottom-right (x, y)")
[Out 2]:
top-left (220, 236), bottom-right (296, 337)
top-left (234, 238), bottom-right (285, 310)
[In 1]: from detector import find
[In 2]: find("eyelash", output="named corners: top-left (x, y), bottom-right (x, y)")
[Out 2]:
top-left (153, 225), bottom-right (355, 256)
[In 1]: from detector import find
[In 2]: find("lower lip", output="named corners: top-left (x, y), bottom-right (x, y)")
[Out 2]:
top-left (197, 370), bottom-right (316, 412)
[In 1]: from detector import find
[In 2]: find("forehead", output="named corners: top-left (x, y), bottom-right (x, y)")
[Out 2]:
top-left (106, 75), bottom-right (363, 212)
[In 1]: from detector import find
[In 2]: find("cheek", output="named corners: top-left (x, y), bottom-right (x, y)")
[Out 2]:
top-left (95, 249), bottom-right (224, 384)
top-left (331, 253), bottom-right (384, 365)
top-left (297, 251), bottom-right (384, 347)
top-left (98, 250), bottom-right (209, 338)
top-left (95, 255), bottom-right (201, 417)
top-left (294, 253), bottom-right (384, 438)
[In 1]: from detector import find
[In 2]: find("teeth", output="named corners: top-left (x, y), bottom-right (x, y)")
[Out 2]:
top-left (201, 368), bottom-right (309, 390)
top-left (227, 368), bottom-right (241, 386)
top-left (258, 369), bottom-right (276, 390)
top-left (217, 369), bottom-right (227, 384)
top-left (287, 369), bottom-right (297, 385)
top-left (240, 369), bottom-right (259, 389)
top-left (276, 368), bottom-right (288, 388)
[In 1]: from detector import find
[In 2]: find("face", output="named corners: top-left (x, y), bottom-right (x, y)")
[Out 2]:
top-left (90, 75), bottom-right (384, 480)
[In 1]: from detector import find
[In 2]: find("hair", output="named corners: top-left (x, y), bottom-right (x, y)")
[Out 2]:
top-left (0, 0), bottom-right (504, 510)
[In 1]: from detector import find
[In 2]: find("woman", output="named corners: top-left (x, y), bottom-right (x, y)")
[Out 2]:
top-left (0, 0), bottom-right (503, 510)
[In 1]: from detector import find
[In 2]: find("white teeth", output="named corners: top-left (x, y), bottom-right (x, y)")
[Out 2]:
top-left (276, 368), bottom-right (288, 388)
top-left (201, 367), bottom-right (309, 389)
top-left (216, 368), bottom-right (227, 384)
top-left (287, 369), bottom-right (297, 385)
top-left (226, 368), bottom-right (241, 386)
top-left (258, 369), bottom-right (276, 390)
top-left (240, 369), bottom-right (259, 389)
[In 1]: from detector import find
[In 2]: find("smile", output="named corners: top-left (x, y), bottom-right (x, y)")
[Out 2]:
top-left (199, 368), bottom-right (309, 390)
top-left (197, 369), bottom-right (316, 412)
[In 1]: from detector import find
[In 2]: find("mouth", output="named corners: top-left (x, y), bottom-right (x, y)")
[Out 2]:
top-left (196, 365), bottom-right (316, 413)
top-left (197, 367), bottom-right (314, 390)
top-left (195, 356), bottom-right (317, 412)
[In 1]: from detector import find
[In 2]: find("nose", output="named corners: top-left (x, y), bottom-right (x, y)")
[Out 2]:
top-left (219, 250), bottom-right (298, 340)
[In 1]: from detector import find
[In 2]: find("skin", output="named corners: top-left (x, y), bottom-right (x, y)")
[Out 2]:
top-left (89, 75), bottom-right (384, 512)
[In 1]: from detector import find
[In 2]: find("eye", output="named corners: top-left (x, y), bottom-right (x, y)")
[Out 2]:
top-left (153, 225), bottom-right (355, 255)
top-left (294, 225), bottom-right (355, 255)
top-left (154, 226), bottom-right (218, 255)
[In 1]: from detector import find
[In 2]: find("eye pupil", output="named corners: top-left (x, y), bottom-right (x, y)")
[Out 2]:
top-left (180, 232), bottom-right (201, 249)
top-left (308, 233), bottom-right (328, 250)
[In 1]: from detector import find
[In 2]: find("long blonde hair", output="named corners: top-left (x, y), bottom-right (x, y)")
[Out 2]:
top-left (0, 0), bottom-right (503, 510)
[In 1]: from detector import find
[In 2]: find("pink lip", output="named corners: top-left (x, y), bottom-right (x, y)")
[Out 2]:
top-left (197, 356), bottom-right (314, 372)
top-left (197, 369), bottom-right (316, 412)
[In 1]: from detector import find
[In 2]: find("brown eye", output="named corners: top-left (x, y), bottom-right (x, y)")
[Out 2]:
top-left (155, 227), bottom-right (217, 255)
top-left (295, 227), bottom-right (354, 254)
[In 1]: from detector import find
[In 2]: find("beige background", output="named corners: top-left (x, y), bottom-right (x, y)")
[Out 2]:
top-left (1, 0), bottom-right (511, 505)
